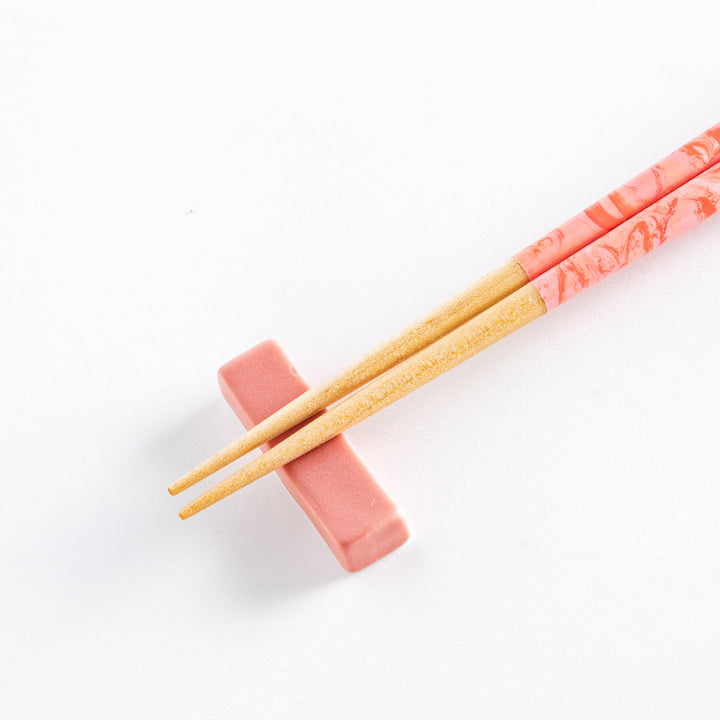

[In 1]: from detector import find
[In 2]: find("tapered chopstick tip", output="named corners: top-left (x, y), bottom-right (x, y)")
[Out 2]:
top-left (168, 469), bottom-right (203, 496)
top-left (178, 506), bottom-right (194, 520)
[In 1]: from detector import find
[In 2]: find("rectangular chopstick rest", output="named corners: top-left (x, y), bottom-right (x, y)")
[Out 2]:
top-left (218, 340), bottom-right (410, 572)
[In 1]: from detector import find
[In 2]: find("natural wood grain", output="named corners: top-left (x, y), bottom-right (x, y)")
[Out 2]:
top-left (179, 283), bottom-right (547, 518)
top-left (169, 257), bottom-right (528, 495)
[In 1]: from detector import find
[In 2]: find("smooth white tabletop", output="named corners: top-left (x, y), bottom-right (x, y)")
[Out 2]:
top-left (2, 1), bottom-right (719, 717)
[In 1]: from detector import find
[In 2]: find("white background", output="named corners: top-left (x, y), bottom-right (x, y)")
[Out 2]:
top-left (2, 1), bottom-right (720, 718)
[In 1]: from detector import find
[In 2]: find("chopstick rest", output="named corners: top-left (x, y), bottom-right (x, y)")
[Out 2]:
top-left (218, 340), bottom-right (410, 572)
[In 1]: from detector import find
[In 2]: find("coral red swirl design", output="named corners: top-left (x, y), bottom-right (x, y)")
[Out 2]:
top-left (514, 124), bottom-right (720, 279)
top-left (532, 164), bottom-right (720, 310)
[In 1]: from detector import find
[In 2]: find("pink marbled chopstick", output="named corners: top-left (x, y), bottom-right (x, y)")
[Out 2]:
top-left (179, 159), bottom-right (720, 518)
top-left (171, 124), bottom-right (720, 499)
top-left (532, 162), bottom-right (720, 309)
top-left (515, 123), bottom-right (720, 279)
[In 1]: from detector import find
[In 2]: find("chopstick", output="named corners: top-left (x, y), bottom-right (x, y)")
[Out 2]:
top-left (178, 161), bottom-right (720, 519)
top-left (169, 123), bottom-right (720, 497)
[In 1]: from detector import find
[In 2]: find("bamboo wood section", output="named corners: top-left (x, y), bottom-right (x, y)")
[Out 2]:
top-left (178, 283), bottom-right (547, 519)
top-left (169, 257), bottom-right (528, 495)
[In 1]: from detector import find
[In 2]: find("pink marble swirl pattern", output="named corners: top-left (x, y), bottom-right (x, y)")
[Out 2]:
top-left (514, 123), bottom-right (720, 279)
top-left (532, 163), bottom-right (720, 310)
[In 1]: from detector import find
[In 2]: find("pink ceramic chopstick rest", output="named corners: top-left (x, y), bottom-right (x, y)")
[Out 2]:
top-left (218, 340), bottom-right (410, 572)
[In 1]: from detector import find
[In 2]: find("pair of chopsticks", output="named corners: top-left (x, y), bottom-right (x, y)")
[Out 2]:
top-left (171, 123), bottom-right (720, 519)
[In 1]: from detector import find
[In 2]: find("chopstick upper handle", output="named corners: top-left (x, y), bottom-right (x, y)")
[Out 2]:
top-left (515, 123), bottom-right (720, 279)
top-left (533, 163), bottom-right (720, 310)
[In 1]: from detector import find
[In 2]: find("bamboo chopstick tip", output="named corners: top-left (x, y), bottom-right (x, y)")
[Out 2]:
top-left (178, 495), bottom-right (211, 519)
top-left (168, 475), bottom-right (193, 495)
top-left (178, 502), bottom-right (199, 519)
top-left (168, 469), bottom-right (202, 496)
